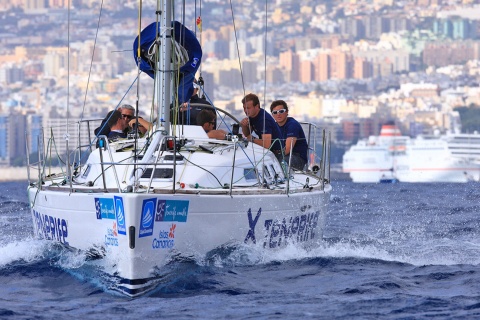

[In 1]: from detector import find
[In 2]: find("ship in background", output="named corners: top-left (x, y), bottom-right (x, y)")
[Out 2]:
top-left (343, 123), bottom-right (480, 183)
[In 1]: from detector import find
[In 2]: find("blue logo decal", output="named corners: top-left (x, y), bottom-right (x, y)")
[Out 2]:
top-left (32, 210), bottom-right (69, 245)
top-left (139, 198), bottom-right (156, 238)
top-left (114, 196), bottom-right (126, 235)
top-left (244, 208), bottom-right (261, 244)
top-left (155, 200), bottom-right (189, 222)
top-left (155, 200), bottom-right (166, 221)
top-left (191, 57), bottom-right (199, 68)
top-left (95, 198), bottom-right (115, 220)
top-left (263, 211), bottom-right (320, 248)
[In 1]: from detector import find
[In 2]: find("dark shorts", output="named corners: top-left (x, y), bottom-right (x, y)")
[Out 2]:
top-left (273, 151), bottom-right (306, 171)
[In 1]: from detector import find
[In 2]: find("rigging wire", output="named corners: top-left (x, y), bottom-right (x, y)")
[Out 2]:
top-left (229, 0), bottom-right (263, 185)
top-left (263, 0), bottom-right (268, 107)
top-left (65, 0), bottom-right (73, 190)
top-left (80, 0), bottom-right (104, 120)
top-left (229, 0), bottom-right (245, 97)
top-left (134, 0), bottom-right (144, 186)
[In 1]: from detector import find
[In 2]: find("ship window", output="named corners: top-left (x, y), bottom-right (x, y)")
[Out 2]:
top-left (263, 166), bottom-right (271, 178)
top-left (81, 164), bottom-right (91, 178)
top-left (164, 155), bottom-right (184, 161)
top-left (244, 168), bottom-right (257, 181)
top-left (269, 164), bottom-right (277, 176)
top-left (141, 168), bottom-right (174, 179)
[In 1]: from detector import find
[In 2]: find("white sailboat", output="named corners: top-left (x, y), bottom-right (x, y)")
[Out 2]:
top-left (26, 0), bottom-right (332, 296)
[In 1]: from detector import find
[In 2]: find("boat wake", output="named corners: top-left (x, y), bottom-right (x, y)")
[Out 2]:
top-left (2, 232), bottom-right (479, 298)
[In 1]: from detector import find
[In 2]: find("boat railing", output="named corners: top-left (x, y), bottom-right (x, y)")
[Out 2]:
top-left (26, 117), bottom-right (104, 189)
top-left (299, 122), bottom-right (318, 170)
top-left (26, 116), bottom-right (331, 193)
top-left (299, 122), bottom-right (331, 180)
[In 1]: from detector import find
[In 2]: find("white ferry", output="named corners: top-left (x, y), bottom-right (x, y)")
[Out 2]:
top-left (343, 124), bottom-right (480, 183)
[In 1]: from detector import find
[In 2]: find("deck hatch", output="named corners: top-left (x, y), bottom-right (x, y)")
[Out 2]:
top-left (141, 168), bottom-right (174, 179)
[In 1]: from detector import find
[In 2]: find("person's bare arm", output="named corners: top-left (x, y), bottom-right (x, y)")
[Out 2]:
top-left (240, 117), bottom-right (251, 138)
top-left (207, 129), bottom-right (227, 140)
top-left (129, 118), bottom-right (152, 133)
top-left (284, 137), bottom-right (297, 155)
top-left (253, 133), bottom-right (272, 149)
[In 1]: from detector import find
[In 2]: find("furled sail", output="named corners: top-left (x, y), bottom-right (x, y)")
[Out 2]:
top-left (133, 21), bottom-right (202, 105)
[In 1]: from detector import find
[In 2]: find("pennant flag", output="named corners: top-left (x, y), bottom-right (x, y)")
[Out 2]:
top-left (196, 16), bottom-right (202, 32)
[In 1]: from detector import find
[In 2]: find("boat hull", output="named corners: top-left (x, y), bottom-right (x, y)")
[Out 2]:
top-left (29, 187), bottom-right (330, 296)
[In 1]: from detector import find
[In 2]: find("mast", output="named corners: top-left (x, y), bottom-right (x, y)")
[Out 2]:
top-left (156, 0), bottom-right (172, 135)
top-left (132, 0), bottom-right (173, 187)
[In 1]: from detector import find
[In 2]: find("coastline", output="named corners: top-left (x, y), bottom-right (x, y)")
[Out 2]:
top-left (0, 167), bottom-right (30, 182)
top-left (0, 166), bottom-right (351, 182)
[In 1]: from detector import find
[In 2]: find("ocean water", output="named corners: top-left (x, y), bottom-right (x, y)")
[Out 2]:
top-left (1, 180), bottom-right (480, 319)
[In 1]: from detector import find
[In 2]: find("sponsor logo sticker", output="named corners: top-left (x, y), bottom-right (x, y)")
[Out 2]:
top-left (114, 196), bottom-right (126, 235)
top-left (95, 198), bottom-right (115, 220)
top-left (139, 198), bottom-right (156, 238)
top-left (152, 224), bottom-right (176, 249)
top-left (155, 199), bottom-right (189, 222)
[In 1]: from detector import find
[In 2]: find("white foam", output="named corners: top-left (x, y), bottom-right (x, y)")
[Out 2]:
top-left (0, 238), bottom-right (50, 267)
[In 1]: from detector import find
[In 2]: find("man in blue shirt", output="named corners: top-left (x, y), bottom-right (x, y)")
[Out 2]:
top-left (240, 93), bottom-right (283, 155)
top-left (107, 110), bottom-right (129, 141)
top-left (270, 100), bottom-right (308, 171)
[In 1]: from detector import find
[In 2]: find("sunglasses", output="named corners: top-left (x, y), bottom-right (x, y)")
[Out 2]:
top-left (209, 121), bottom-right (215, 125)
top-left (272, 109), bottom-right (286, 115)
top-left (122, 114), bottom-right (134, 120)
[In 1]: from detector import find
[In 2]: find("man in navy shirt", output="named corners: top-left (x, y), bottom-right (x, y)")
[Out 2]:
top-left (270, 100), bottom-right (308, 171)
top-left (240, 93), bottom-right (283, 156)
top-left (107, 110), bottom-right (129, 141)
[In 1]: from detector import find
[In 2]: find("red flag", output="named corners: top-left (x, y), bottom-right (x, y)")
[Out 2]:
top-left (196, 16), bottom-right (202, 32)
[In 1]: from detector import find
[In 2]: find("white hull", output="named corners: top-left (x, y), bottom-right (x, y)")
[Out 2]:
top-left (29, 186), bottom-right (330, 296)
top-left (28, 124), bottom-right (332, 296)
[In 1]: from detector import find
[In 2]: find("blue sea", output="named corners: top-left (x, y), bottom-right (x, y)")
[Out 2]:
top-left (1, 180), bottom-right (480, 319)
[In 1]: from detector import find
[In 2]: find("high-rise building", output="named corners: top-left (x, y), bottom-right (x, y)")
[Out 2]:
top-left (353, 57), bottom-right (371, 79)
top-left (265, 67), bottom-right (284, 85)
top-left (26, 114), bottom-right (43, 155)
top-left (330, 51), bottom-right (350, 80)
top-left (0, 65), bottom-right (25, 84)
top-left (242, 61), bottom-right (258, 84)
top-left (0, 111), bottom-right (28, 165)
top-left (25, 0), bottom-right (47, 10)
top-left (279, 50), bottom-right (300, 82)
top-left (48, 0), bottom-right (68, 8)
top-left (314, 52), bottom-right (330, 82)
top-left (0, 115), bottom-right (8, 166)
top-left (363, 15), bottom-right (390, 39)
top-left (299, 60), bottom-right (313, 83)
top-left (340, 17), bottom-right (365, 40)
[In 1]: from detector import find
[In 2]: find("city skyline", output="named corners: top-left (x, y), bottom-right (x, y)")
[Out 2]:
top-left (1, 0), bottom-right (480, 165)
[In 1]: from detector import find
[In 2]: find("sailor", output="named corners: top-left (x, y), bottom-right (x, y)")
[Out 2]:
top-left (107, 110), bottom-right (129, 141)
top-left (94, 104), bottom-right (148, 138)
top-left (240, 93), bottom-right (283, 157)
top-left (134, 20), bottom-right (202, 105)
top-left (196, 109), bottom-right (227, 140)
top-left (270, 100), bottom-right (308, 171)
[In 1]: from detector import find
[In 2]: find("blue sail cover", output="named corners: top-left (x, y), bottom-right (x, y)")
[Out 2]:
top-left (133, 21), bottom-right (202, 105)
